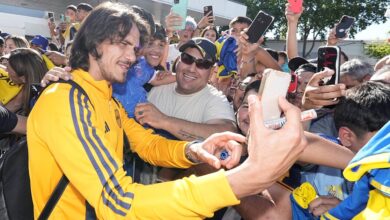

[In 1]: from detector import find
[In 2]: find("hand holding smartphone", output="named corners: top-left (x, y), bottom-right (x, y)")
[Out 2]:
top-left (317, 46), bottom-right (340, 85)
top-left (287, 0), bottom-right (303, 13)
top-left (203, 6), bottom-right (214, 24)
top-left (48, 12), bottom-right (55, 23)
top-left (246, 11), bottom-right (274, 44)
top-left (171, 0), bottom-right (189, 30)
top-left (335, 15), bottom-right (355, 38)
top-left (258, 69), bottom-right (291, 121)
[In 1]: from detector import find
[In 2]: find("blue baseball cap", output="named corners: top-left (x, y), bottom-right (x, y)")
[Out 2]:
top-left (30, 35), bottom-right (48, 51)
top-left (179, 37), bottom-right (217, 63)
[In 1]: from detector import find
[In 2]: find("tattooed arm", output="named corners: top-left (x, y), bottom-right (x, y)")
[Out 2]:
top-left (134, 103), bottom-right (237, 141)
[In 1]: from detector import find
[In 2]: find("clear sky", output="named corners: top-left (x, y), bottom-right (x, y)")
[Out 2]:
top-left (354, 20), bottom-right (390, 40)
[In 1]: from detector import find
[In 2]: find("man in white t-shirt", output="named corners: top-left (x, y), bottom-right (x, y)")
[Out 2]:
top-left (135, 38), bottom-right (237, 141)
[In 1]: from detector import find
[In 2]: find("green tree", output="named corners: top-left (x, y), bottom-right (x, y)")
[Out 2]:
top-left (243, 0), bottom-right (388, 57)
top-left (365, 41), bottom-right (390, 59)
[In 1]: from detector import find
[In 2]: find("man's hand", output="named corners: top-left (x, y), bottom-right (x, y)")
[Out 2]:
top-left (327, 26), bottom-right (347, 46)
top-left (41, 66), bottom-right (72, 87)
top-left (227, 95), bottom-right (307, 198)
top-left (302, 68), bottom-right (346, 110)
top-left (238, 31), bottom-right (263, 57)
top-left (309, 196), bottom-right (341, 217)
top-left (48, 20), bottom-right (56, 33)
top-left (285, 3), bottom-right (303, 25)
top-left (197, 11), bottom-right (214, 30)
top-left (58, 22), bottom-right (68, 32)
top-left (165, 11), bottom-right (183, 37)
top-left (187, 132), bottom-right (245, 169)
top-left (134, 103), bottom-right (170, 129)
top-left (155, 70), bottom-right (173, 81)
top-left (247, 95), bottom-right (307, 182)
top-left (45, 51), bottom-right (67, 66)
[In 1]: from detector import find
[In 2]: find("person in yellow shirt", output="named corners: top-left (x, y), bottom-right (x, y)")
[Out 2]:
top-left (28, 2), bottom-right (308, 219)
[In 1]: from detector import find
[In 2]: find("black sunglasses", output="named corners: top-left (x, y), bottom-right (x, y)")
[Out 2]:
top-left (180, 52), bottom-right (214, 70)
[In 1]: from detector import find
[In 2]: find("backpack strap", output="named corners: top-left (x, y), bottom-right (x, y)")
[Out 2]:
top-left (36, 79), bottom-right (92, 219)
top-left (37, 176), bottom-right (69, 220)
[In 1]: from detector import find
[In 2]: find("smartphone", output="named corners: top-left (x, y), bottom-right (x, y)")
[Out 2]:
top-left (335, 15), bottom-right (355, 38)
top-left (317, 46), bottom-right (341, 85)
top-left (203, 5), bottom-right (214, 24)
top-left (60, 14), bottom-right (65, 22)
top-left (287, 0), bottom-right (303, 13)
top-left (258, 69), bottom-right (291, 121)
top-left (204, 5), bottom-right (213, 16)
top-left (48, 12), bottom-right (55, 22)
top-left (246, 11), bottom-right (274, 44)
top-left (65, 15), bottom-right (71, 23)
top-left (171, 0), bottom-right (189, 30)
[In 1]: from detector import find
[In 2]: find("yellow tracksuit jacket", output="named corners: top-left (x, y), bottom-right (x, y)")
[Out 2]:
top-left (27, 69), bottom-right (239, 219)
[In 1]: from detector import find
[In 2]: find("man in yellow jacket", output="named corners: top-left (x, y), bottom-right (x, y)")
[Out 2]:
top-left (28, 2), bottom-right (307, 219)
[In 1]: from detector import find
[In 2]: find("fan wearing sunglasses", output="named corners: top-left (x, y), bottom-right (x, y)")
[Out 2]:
top-left (135, 37), bottom-right (237, 142)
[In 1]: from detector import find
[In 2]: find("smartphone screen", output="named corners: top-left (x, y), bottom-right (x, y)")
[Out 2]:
top-left (317, 46), bottom-right (340, 85)
top-left (65, 16), bottom-right (71, 23)
top-left (258, 69), bottom-right (291, 121)
top-left (60, 14), bottom-right (65, 22)
top-left (204, 6), bottom-right (213, 16)
top-left (246, 11), bottom-right (274, 44)
top-left (287, 0), bottom-right (303, 13)
top-left (335, 15), bottom-right (355, 38)
top-left (172, 0), bottom-right (189, 30)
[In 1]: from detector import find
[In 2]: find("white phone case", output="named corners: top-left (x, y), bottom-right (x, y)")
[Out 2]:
top-left (258, 69), bottom-right (291, 121)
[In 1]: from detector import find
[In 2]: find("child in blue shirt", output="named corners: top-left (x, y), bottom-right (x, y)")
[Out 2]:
top-left (113, 24), bottom-right (175, 117)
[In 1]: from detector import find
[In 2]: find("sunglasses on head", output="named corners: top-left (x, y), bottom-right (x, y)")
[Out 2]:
top-left (180, 52), bottom-right (214, 70)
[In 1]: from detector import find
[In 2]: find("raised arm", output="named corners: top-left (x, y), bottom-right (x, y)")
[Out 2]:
top-left (285, 3), bottom-right (303, 59)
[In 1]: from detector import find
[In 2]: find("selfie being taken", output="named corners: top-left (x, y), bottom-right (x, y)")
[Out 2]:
top-left (0, 0), bottom-right (389, 219)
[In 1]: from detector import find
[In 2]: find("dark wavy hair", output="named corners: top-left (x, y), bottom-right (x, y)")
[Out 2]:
top-left (334, 81), bottom-right (390, 137)
top-left (69, 2), bottom-right (150, 71)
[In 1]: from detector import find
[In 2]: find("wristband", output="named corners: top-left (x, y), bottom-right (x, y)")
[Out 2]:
top-left (185, 140), bottom-right (202, 164)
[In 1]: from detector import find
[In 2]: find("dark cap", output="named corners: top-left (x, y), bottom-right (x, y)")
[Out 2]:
top-left (179, 37), bottom-right (217, 62)
top-left (0, 32), bottom-right (10, 39)
top-left (77, 3), bottom-right (93, 12)
top-left (288, 56), bottom-right (310, 72)
top-left (296, 63), bottom-right (317, 74)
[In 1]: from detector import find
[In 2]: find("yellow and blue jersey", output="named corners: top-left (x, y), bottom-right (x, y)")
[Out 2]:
top-left (215, 36), bottom-right (238, 78)
top-left (322, 121), bottom-right (390, 220)
top-left (0, 68), bottom-right (22, 105)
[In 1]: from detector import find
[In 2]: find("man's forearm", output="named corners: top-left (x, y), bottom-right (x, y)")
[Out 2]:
top-left (162, 117), bottom-right (237, 141)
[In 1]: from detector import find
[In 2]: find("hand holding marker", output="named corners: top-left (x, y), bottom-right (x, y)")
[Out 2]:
top-left (219, 109), bottom-right (317, 160)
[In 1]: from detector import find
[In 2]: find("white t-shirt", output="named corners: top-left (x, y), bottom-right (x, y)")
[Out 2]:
top-left (148, 83), bottom-right (235, 123)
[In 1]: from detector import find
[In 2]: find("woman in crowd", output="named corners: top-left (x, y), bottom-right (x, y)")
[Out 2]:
top-left (201, 26), bottom-right (219, 42)
top-left (6, 48), bottom-right (47, 114)
top-left (3, 35), bottom-right (29, 55)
